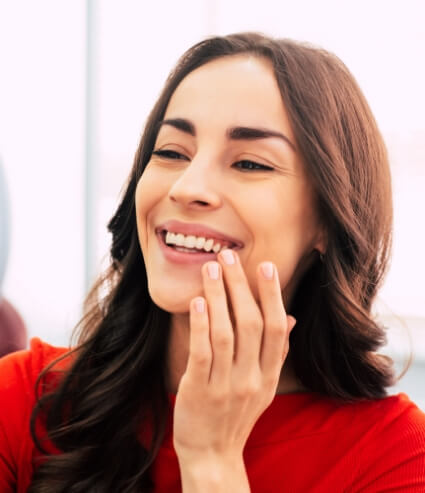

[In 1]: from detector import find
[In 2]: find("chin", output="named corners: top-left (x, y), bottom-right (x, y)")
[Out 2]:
top-left (154, 298), bottom-right (192, 314)
top-left (148, 283), bottom-right (199, 314)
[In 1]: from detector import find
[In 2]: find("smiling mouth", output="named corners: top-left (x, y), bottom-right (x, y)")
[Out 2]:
top-left (159, 230), bottom-right (238, 254)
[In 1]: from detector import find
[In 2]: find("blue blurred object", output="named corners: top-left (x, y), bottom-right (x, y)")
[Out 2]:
top-left (0, 156), bottom-right (10, 297)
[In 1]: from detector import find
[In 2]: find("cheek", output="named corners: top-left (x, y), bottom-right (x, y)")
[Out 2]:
top-left (240, 188), bottom-right (318, 294)
top-left (241, 183), bottom-right (309, 249)
top-left (135, 174), bottom-right (150, 215)
top-left (135, 171), bottom-right (163, 249)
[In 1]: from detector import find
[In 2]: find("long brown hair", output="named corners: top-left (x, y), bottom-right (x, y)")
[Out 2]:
top-left (29, 32), bottom-right (394, 492)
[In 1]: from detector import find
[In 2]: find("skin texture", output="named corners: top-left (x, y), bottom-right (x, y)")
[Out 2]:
top-left (135, 55), bottom-right (326, 489)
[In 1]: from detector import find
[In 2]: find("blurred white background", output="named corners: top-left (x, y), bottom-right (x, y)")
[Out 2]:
top-left (0, 0), bottom-right (424, 406)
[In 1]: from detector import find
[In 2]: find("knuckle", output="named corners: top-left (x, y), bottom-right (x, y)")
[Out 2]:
top-left (234, 379), bottom-right (261, 399)
top-left (263, 374), bottom-right (280, 391)
top-left (234, 387), bottom-right (247, 400)
top-left (263, 388), bottom-right (277, 407)
top-left (192, 351), bottom-right (211, 368)
top-left (236, 314), bottom-right (263, 333)
top-left (266, 321), bottom-right (286, 338)
top-left (213, 332), bottom-right (233, 348)
top-left (238, 322), bottom-right (260, 336)
top-left (211, 388), bottom-right (228, 405)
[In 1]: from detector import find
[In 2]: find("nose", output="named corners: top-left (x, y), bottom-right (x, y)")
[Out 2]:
top-left (168, 156), bottom-right (222, 210)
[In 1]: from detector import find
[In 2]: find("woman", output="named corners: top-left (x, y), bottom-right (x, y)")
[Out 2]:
top-left (0, 32), bottom-right (424, 492)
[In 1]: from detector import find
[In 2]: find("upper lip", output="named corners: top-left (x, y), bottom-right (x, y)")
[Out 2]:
top-left (155, 220), bottom-right (244, 248)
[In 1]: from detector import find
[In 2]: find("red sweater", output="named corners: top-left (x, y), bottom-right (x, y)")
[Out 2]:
top-left (1, 338), bottom-right (424, 492)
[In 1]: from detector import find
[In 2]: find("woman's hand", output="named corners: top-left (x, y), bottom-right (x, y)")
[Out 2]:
top-left (173, 248), bottom-right (296, 468)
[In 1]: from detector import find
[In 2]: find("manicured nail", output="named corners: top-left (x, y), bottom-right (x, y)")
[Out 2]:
top-left (207, 262), bottom-right (220, 280)
top-left (194, 297), bottom-right (205, 313)
top-left (221, 249), bottom-right (235, 265)
top-left (261, 262), bottom-right (274, 280)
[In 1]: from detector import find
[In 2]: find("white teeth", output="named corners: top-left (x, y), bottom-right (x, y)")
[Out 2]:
top-left (175, 233), bottom-right (185, 246)
top-left (184, 235), bottom-right (197, 248)
top-left (203, 239), bottom-right (214, 252)
top-left (195, 237), bottom-right (206, 249)
top-left (163, 230), bottom-right (232, 253)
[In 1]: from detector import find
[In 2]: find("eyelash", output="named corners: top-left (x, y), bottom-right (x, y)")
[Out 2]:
top-left (151, 149), bottom-right (273, 171)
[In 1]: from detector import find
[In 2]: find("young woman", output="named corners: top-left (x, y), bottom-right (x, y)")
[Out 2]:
top-left (1, 32), bottom-right (424, 492)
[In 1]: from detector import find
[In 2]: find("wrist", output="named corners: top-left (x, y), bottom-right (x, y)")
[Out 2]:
top-left (178, 453), bottom-right (250, 493)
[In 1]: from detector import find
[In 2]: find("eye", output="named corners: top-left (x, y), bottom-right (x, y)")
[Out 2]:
top-left (233, 160), bottom-right (274, 172)
top-left (151, 149), bottom-right (188, 160)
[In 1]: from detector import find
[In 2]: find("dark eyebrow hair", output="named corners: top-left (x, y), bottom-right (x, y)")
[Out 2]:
top-left (158, 118), bottom-right (196, 135)
top-left (157, 118), bottom-right (296, 151)
top-left (227, 126), bottom-right (295, 151)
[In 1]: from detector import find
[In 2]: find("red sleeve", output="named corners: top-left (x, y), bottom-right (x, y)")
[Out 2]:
top-left (0, 338), bottom-right (68, 493)
top-left (353, 394), bottom-right (425, 492)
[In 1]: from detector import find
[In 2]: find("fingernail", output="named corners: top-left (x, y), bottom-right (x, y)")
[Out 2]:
top-left (221, 249), bottom-right (235, 265)
top-left (207, 262), bottom-right (220, 280)
top-left (261, 262), bottom-right (274, 280)
top-left (195, 297), bottom-right (205, 313)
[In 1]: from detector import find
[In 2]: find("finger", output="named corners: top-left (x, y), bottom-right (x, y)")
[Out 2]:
top-left (201, 261), bottom-right (234, 388)
top-left (256, 262), bottom-right (292, 379)
top-left (217, 249), bottom-right (263, 372)
top-left (185, 297), bottom-right (212, 385)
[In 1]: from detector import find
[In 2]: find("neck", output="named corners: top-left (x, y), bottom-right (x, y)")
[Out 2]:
top-left (166, 313), bottom-right (306, 396)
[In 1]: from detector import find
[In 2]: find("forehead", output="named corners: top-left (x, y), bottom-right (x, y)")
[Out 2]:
top-left (163, 55), bottom-right (294, 139)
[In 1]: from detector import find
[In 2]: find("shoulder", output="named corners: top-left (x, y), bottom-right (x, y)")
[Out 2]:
top-left (0, 337), bottom-right (70, 390)
top-left (248, 393), bottom-right (425, 490)
top-left (0, 335), bottom-right (70, 427)
top-left (311, 392), bottom-right (425, 452)
top-left (0, 337), bottom-right (69, 378)
top-left (0, 338), bottom-right (70, 491)
top-left (0, 337), bottom-right (71, 427)
top-left (351, 393), bottom-right (425, 444)
top-left (256, 391), bottom-right (425, 438)
top-left (300, 391), bottom-right (425, 436)
top-left (363, 391), bottom-right (425, 439)
top-left (348, 394), bottom-right (425, 490)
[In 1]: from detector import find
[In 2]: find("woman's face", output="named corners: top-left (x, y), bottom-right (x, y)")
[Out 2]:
top-left (135, 55), bottom-right (325, 315)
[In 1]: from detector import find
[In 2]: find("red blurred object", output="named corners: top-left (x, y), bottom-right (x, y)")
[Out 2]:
top-left (0, 297), bottom-right (27, 357)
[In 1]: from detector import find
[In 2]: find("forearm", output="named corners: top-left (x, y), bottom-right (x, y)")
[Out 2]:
top-left (178, 454), bottom-right (251, 493)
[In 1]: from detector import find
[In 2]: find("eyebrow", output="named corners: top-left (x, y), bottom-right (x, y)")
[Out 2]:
top-left (157, 118), bottom-right (296, 151)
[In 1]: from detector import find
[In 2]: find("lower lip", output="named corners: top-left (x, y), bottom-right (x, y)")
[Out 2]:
top-left (157, 232), bottom-right (224, 265)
